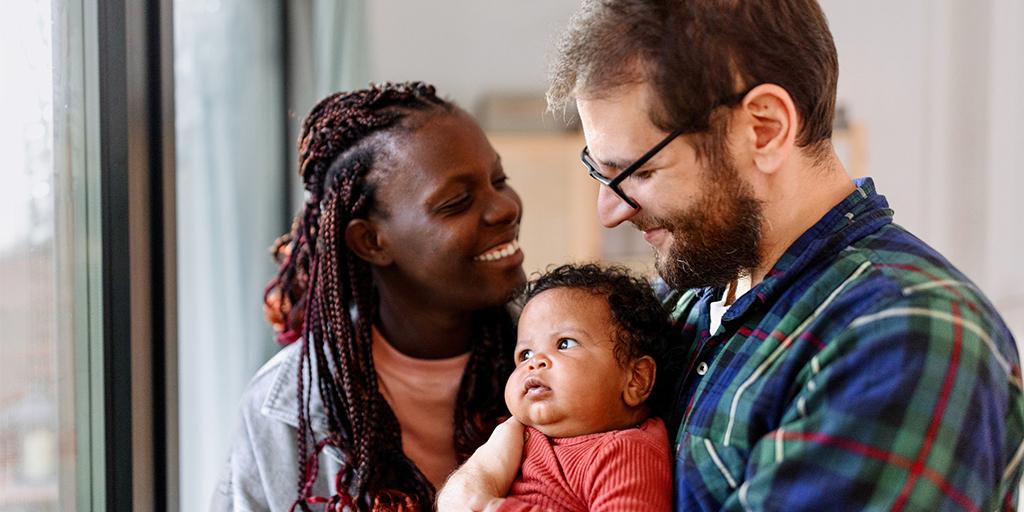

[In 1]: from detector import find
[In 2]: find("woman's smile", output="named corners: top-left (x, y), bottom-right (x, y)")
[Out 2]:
top-left (474, 238), bottom-right (521, 261)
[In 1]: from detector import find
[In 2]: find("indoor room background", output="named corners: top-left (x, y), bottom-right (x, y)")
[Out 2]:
top-left (1, 0), bottom-right (1021, 510)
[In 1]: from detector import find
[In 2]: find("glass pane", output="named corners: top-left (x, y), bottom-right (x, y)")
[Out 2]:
top-left (0, 0), bottom-right (78, 510)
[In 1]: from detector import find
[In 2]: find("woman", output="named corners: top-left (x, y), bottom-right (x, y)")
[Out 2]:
top-left (212, 82), bottom-right (526, 511)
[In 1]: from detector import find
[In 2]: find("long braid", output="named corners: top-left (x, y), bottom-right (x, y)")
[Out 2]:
top-left (453, 310), bottom-right (517, 461)
top-left (265, 82), bottom-right (517, 511)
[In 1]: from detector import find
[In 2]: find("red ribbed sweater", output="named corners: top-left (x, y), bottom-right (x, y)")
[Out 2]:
top-left (496, 417), bottom-right (672, 512)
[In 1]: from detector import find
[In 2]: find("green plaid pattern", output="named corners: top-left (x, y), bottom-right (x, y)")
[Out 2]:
top-left (659, 178), bottom-right (1023, 511)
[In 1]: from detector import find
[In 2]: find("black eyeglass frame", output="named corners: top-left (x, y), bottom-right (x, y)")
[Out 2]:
top-left (580, 87), bottom-right (754, 209)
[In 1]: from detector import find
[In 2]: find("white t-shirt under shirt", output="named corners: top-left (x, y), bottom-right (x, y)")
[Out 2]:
top-left (709, 275), bottom-right (752, 335)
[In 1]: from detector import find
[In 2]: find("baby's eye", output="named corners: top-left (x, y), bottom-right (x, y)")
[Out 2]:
top-left (517, 349), bottom-right (534, 362)
top-left (557, 338), bottom-right (579, 350)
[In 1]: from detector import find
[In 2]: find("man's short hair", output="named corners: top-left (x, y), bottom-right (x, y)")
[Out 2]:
top-left (549, 0), bottom-right (838, 161)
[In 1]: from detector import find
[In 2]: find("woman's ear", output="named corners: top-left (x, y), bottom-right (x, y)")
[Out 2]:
top-left (737, 83), bottom-right (798, 175)
top-left (623, 356), bottom-right (656, 407)
top-left (345, 219), bottom-right (393, 266)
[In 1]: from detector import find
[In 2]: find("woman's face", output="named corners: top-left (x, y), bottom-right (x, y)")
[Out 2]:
top-left (367, 110), bottom-right (526, 312)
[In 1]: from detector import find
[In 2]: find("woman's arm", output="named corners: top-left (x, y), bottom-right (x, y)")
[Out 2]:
top-left (437, 417), bottom-right (526, 511)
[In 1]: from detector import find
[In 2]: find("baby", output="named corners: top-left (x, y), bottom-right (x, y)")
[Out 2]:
top-left (471, 263), bottom-right (674, 511)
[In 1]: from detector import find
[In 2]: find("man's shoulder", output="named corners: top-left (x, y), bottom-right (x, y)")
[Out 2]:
top-left (831, 222), bottom-right (1002, 320)
top-left (804, 224), bottom-right (1018, 368)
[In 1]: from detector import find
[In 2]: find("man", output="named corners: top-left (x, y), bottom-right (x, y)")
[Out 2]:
top-left (439, 1), bottom-right (1023, 510)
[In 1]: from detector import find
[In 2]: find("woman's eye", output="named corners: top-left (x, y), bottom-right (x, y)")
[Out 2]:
top-left (557, 338), bottom-right (579, 350)
top-left (492, 175), bottom-right (509, 188)
top-left (518, 349), bottom-right (534, 362)
top-left (439, 194), bottom-right (472, 213)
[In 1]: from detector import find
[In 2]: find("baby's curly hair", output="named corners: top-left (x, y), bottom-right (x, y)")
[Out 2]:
top-left (520, 262), bottom-right (673, 380)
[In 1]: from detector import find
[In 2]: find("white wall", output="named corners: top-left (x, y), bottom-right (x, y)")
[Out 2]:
top-left (820, 0), bottom-right (931, 230)
top-left (983, 0), bottom-right (1024, 338)
top-left (366, 1), bottom-right (579, 110)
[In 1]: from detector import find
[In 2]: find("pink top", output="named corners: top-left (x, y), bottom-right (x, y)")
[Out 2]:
top-left (371, 327), bottom-right (471, 489)
top-left (497, 417), bottom-right (672, 512)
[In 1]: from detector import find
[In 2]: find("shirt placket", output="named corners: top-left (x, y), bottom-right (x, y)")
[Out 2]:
top-left (675, 292), bottom-right (736, 435)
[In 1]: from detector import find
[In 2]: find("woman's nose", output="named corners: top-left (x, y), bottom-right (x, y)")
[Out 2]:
top-left (484, 188), bottom-right (522, 226)
top-left (596, 186), bottom-right (638, 228)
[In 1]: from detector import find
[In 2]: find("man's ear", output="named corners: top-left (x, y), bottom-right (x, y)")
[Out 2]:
top-left (737, 83), bottom-right (798, 175)
top-left (345, 219), bottom-right (393, 266)
top-left (623, 356), bottom-right (656, 407)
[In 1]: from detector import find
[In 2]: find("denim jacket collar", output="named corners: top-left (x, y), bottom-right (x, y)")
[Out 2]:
top-left (260, 341), bottom-right (333, 438)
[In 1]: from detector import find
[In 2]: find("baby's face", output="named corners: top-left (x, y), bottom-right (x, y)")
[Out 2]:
top-left (505, 288), bottom-right (638, 438)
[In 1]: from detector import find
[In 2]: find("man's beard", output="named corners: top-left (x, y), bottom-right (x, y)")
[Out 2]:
top-left (643, 156), bottom-right (764, 291)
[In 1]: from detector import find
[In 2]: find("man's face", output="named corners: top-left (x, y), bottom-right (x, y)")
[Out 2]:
top-left (577, 83), bottom-right (763, 289)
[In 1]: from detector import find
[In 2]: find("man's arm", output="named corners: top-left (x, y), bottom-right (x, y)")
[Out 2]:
top-left (437, 417), bottom-right (526, 512)
top-left (716, 297), bottom-right (1023, 511)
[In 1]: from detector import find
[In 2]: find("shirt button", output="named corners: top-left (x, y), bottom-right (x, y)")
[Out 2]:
top-left (697, 362), bottom-right (709, 375)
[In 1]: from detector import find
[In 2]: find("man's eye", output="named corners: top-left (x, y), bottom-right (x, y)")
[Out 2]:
top-left (631, 169), bottom-right (656, 181)
top-left (492, 175), bottom-right (509, 188)
top-left (518, 349), bottom-right (534, 362)
top-left (557, 338), bottom-right (579, 350)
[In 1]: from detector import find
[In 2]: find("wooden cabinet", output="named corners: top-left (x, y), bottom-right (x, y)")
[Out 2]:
top-left (488, 132), bottom-right (601, 276)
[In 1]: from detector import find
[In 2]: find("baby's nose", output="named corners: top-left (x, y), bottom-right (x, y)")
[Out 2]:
top-left (528, 356), bottom-right (549, 370)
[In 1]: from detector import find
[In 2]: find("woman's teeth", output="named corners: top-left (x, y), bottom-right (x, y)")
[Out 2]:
top-left (474, 239), bottom-right (520, 262)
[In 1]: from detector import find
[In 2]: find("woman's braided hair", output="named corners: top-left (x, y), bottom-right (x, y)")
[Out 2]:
top-left (263, 82), bottom-right (516, 511)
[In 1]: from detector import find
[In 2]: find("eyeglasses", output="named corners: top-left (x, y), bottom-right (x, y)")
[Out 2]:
top-left (581, 127), bottom-right (684, 209)
top-left (580, 88), bottom-right (753, 209)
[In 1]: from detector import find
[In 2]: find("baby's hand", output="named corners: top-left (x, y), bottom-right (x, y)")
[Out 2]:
top-left (437, 418), bottom-right (525, 511)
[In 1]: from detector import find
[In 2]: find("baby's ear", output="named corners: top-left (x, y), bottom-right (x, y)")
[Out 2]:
top-left (623, 356), bottom-right (656, 407)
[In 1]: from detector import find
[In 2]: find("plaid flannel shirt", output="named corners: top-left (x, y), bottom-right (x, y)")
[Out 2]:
top-left (658, 178), bottom-right (1023, 511)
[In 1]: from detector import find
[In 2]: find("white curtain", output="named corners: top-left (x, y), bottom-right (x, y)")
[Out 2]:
top-left (174, 2), bottom-right (285, 511)
top-left (174, 1), bottom-right (366, 510)
top-left (285, 0), bottom-right (368, 207)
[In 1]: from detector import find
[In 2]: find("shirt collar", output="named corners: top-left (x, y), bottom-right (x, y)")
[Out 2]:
top-left (721, 177), bottom-right (893, 321)
top-left (261, 340), bottom-right (332, 436)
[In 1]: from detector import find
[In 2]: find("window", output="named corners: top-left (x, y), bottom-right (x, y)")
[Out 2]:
top-left (0, 1), bottom-right (79, 510)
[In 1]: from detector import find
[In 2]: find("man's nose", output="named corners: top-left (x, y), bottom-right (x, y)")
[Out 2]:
top-left (596, 186), bottom-right (638, 228)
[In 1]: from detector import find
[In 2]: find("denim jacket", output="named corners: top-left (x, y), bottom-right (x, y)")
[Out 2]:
top-left (211, 342), bottom-right (345, 511)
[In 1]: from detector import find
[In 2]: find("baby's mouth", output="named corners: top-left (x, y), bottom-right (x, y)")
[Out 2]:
top-left (523, 377), bottom-right (552, 398)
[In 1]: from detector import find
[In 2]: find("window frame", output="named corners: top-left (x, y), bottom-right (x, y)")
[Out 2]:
top-left (71, 0), bottom-right (178, 509)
